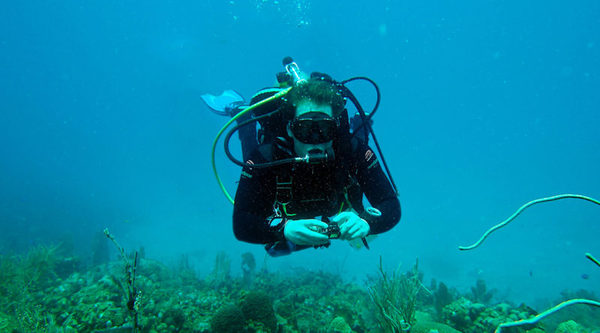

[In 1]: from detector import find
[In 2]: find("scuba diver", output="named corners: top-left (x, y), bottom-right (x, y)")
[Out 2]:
top-left (204, 57), bottom-right (400, 256)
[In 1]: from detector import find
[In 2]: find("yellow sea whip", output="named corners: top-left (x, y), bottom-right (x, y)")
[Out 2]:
top-left (459, 194), bottom-right (599, 251)
top-left (456, 194), bottom-right (600, 332)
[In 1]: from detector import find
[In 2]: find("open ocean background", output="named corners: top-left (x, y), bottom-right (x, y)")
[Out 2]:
top-left (1, 0), bottom-right (599, 310)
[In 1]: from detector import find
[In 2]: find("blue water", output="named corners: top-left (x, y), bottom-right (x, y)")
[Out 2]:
top-left (1, 0), bottom-right (599, 308)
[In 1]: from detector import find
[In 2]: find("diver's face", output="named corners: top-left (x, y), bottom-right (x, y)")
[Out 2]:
top-left (287, 100), bottom-right (334, 157)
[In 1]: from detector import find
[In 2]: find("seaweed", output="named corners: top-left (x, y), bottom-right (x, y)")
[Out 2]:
top-left (104, 228), bottom-right (141, 332)
top-left (0, 244), bottom-right (60, 331)
top-left (368, 257), bottom-right (426, 332)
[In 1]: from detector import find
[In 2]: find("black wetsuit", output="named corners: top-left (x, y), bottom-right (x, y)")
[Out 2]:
top-left (232, 137), bottom-right (401, 247)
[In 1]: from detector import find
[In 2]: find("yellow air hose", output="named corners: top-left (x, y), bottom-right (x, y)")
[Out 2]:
top-left (211, 87), bottom-right (292, 204)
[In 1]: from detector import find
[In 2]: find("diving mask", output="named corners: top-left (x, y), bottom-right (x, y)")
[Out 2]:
top-left (290, 113), bottom-right (339, 144)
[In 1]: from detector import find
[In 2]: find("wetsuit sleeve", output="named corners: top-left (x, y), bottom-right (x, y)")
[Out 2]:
top-left (354, 143), bottom-right (401, 234)
top-left (232, 151), bottom-right (281, 244)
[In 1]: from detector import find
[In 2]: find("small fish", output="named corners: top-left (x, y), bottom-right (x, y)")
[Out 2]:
top-left (581, 273), bottom-right (590, 280)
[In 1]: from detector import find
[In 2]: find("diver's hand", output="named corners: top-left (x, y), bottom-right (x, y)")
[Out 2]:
top-left (332, 212), bottom-right (370, 240)
top-left (283, 219), bottom-right (330, 246)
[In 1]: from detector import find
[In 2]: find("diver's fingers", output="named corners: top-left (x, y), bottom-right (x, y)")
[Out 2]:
top-left (298, 221), bottom-right (329, 244)
top-left (341, 218), bottom-right (370, 240)
top-left (331, 212), bottom-right (353, 224)
top-left (298, 227), bottom-right (328, 239)
top-left (340, 222), bottom-right (360, 240)
top-left (347, 223), bottom-right (362, 237)
top-left (304, 220), bottom-right (329, 229)
top-left (339, 220), bottom-right (357, 239)
top-left (339, 220), bottom-right (353, 234)
top-left (285, 219), bottom-right (329, 245)
top-left (298, 230), bottom-right (329, 245)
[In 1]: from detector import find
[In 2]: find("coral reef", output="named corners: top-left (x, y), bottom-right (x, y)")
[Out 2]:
top-left (469, 278), bottom-right (495, 305)
top-left (210, 304), bottom-right (245, 333)
top-left (240, 290), bottom-right (278, 332)
top-left (432, 281), bottom-right (457, 319)
top-left (327, 316), bottom-right (352, 333)
top-left (1, 245), bottom-right (598, 333)
top-left (412, 320), bottom-right (461, 333)
top-left (442, 297), bottom-right (539, 332)
top-left (555, 319), bottom-right (586, 333)
top-left (537, 289), bottom-right (600, 331)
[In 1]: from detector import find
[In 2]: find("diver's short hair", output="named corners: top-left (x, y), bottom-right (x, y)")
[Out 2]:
top-left (284, 79), bottom-right (345, 118)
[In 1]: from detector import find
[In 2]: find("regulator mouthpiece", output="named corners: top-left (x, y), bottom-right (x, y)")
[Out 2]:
top-left (303, 150), bottom-right (331, 164)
